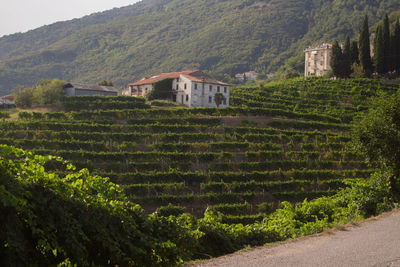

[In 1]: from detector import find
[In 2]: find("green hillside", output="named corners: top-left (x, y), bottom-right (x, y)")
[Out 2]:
top-left (1, 78), bottom-right (398, 224)
top-left (0, 0), bottom-right (399, 96)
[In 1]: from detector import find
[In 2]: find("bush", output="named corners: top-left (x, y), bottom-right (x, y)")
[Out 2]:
top-left (14, 79), bottom-right (65, 108)
top-left (156, 204), bottom-right (186, 217)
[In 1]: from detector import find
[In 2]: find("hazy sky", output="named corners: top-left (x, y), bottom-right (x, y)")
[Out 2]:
top-left (0, 0), bottom-right (140, 37)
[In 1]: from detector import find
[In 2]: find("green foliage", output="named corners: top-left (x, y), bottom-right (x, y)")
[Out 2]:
top-left (373, 14), bottom-right (400, 75)
top-left (330, 41), bottom-right (344, 78)
top-left (382, 14), bottom-right (391, 73)
top-left (352, 91), bottom-right (400, 200)
top-left (147, 78), bottom-right (174, 101)
top-left (62, 95), bottom-right (150, 111)
top-left (97, 80), bottom-right (114, 86)
top-left (342, 35), bottom-right (352, 78)
top-left (359, 15), bottom-right (373, 77)
top-left (392, 20), bottom-right (400, 73)
top-left (0, 145), bottom-right (202, 266)
top-left (0, 111), bottom-right (10, 120)
top-left (156, 204), bottom-right (186, 217)
top-left (374, 25), bottom-right (385, 75)
top-left (14, 79), bottom-right (65, 108)
top-left (214, 92), bottom-right (225, 108)
top-left (350, 40), bottom-right (359, 65)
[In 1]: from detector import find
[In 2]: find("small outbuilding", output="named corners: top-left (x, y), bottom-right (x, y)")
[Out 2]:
top-left (0, 95), bottom-right (16, 109)
top-left (64, 83), bottom-right (119, 96)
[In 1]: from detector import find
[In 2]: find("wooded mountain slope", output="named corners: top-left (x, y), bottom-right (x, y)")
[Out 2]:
top-left (0, 0), bottom-right (399, 96)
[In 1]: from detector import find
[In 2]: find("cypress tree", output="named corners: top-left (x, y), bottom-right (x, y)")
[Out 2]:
top-left (391, 20), bottom-right (400, 73)
top-left (342, 35), bottom-right (352, 77)
top-left (382, 14), bottom-right (391, 72)
top-left (331, 40), bottom-right (343, 78)
top-left (359, 15), bottom-right (373, 77)
top-left (350, 40), bottom-right (359, 64)
top-left (374, 25), bottom-right (385, 75)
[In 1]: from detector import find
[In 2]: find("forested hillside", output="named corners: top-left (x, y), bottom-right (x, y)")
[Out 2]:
top-left (0, 0), bottom-right (399, 96)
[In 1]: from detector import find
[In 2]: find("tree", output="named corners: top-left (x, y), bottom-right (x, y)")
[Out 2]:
top-left (352, 91), bottom-right (400, 201)
top-left (330, 40), bottom-right (343, 78)
top-left (374, 25), bottom-right (385, 75)
top-left (382, 14), bottom-right (391, 72)
top-left (350, 40), bottom-right (359, 64)
top-left (13, 85), bottom-right (34, 108)
top-left (98, 80), bottom-right (114, 86)
top-left (147, 78), bottom-right (174, 100)
top-left (391, 19), bottom-right (400, 73)
top-left (342, 35), bottom-right (352, 78)
top-left (13, 79), bottom-right (65, 108)
top-left (359, 15), bottom-right (373, 77)
top-left (214, 92), bottom-right (226, 108)
top-left (242, 73), bottom-right (247, 84)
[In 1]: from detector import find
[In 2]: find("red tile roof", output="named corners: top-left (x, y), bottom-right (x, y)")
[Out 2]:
top-left (1, 95), bottom-right (14, 101)
top-left (129, 71), bottom-right (196, 86)
top-left (128, 70), bottom-right (229, 86)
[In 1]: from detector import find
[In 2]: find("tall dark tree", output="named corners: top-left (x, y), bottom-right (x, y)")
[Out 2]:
top-left (350, 40), bottom-right (359, 64)
top-left (342, 35), bottom-right (352, 77)
top-left (382, 14), bottom-right (391, 72)
top-left (391, 19), bottom-right (400, 73)
top-left (330, 40), bottom-right (343, 78)
top-left (374, 25), bottom-right (385, 75)
top-left (359, 15), bottom-right (373, 77)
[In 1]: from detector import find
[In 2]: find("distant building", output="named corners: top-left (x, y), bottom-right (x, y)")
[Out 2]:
top-left (64, 83), bottom-right (119, 96)
top-left (124, 70), bottom-right (230, 108)
top-left (304, 43), bottom-right (332, 77)
top-left (0, 95), bottom-right (15, 109)
top-left (235, 71), bottom-right (259, 81)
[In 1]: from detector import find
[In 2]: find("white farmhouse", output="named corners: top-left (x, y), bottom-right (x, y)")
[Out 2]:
top-left (123, 70), bottom-right (230, 108)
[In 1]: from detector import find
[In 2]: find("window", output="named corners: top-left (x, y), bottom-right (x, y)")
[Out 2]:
top-left (194, 83), bottom-right (198, 90)
top-left (209, 96), bottom-right (212, 103)
top-left (184, 83), bottom-right (187, 89)
top-left (186, 94), bottom-right (189, 102)
top-left (209, 85), bottom-right (212, 92)
top-left (224, 87), bottom-right (227, 93)
top-left (217, 86), bottom-right (220, 92)
top-left (223, 99), bottom-right (227, 105)
top-left (176, 84), bottom-right (179, 90)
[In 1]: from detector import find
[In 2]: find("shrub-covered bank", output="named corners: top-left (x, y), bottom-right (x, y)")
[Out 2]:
top-left (0, 144), bottom-right (395, 266)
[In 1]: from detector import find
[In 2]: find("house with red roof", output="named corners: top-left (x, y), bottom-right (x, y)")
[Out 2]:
top-left (123, 70), bottom-right (230, 108)
top-left (0, 95), bottom-right (15, 109)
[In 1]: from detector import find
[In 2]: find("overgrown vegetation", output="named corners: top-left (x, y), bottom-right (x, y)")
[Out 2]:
top-left (0, 144), bottom-right (395, 265)
top-left (13, 79), bottom-right (65, 108)
top-left (147, 78), bottom-right (174, 100)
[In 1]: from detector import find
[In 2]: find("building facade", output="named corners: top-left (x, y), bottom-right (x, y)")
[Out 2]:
top-left (124, 70), bottom-right (230, 108)
top-left (0, 95), bottom-right (15, 109)
top-left (235, 71), bottom-right (259, 81)
top-left (304, 43), bottom-right (332, 77)
top-left (64, 83), bottom-right (119, 96)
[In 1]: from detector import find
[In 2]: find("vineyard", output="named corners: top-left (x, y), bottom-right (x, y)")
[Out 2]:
top-left (1, 77), bottom-right (398, 224)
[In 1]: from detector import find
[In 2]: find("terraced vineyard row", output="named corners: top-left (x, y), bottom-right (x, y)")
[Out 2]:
top-left (2, 78), bottom-right (397, 223)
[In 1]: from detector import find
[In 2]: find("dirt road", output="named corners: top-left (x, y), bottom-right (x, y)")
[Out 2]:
top-left (193, 210), bottom-right (400, 267)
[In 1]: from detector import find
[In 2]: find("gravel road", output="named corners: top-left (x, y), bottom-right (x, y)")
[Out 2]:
top-left (193, 210), bottom-right (400, 267)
